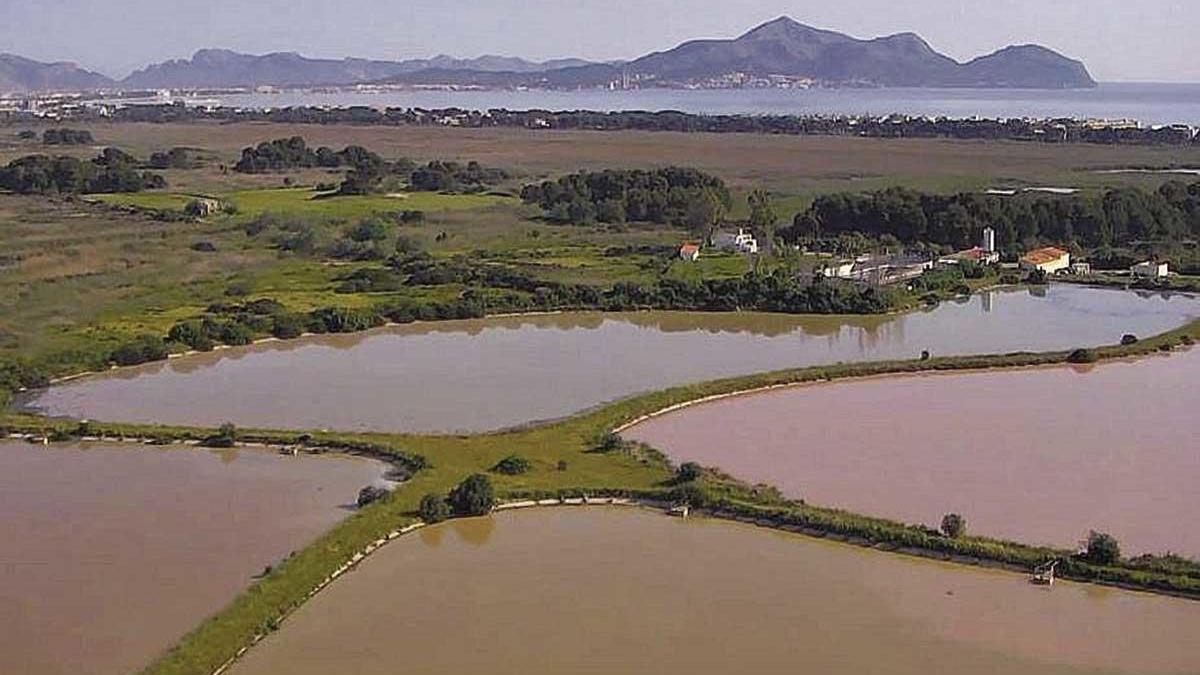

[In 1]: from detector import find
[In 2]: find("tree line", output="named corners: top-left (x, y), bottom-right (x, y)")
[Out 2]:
top-left (234, 136), bottom-right (508, 195)
top-left (520, 167), bottom-right (731, 230)
top-left (69, 103), bottom-right (1200, 147)
top-left (0, 147), bottom-right (166, 194)
top-left (385, 252), bottom-right (895, 314)
top-left (784, 182), bottom-right (1200, 252)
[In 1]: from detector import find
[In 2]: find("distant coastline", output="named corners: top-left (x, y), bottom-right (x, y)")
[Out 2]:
top-left (6, 87), bottom-right (1199, 145)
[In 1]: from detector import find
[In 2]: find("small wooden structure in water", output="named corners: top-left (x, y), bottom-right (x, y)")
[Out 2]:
top-left (1031, 559), bottom-right (1059, 586)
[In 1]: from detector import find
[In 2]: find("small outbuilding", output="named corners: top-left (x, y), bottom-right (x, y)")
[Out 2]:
top-left (678, 243), bottom-right (701, 262)
top-left (1131, 260), bottom-right (1169, 279)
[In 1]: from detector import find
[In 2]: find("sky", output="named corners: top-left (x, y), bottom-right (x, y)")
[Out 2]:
top-left (2, 0), bottom-right (1196, 82)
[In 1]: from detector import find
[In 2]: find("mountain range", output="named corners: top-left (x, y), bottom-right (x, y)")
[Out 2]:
top-left (0, 17), bottom-right (1096, 93)
top-left (0, 53), bottom-right (114, 93)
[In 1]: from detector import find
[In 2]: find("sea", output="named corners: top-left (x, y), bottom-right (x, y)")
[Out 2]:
top-left (192, 82), bottom-right (1200, 126)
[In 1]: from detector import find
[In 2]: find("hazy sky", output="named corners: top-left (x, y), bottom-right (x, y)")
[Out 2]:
top-left (3, 0), bottom-right (1196, 82)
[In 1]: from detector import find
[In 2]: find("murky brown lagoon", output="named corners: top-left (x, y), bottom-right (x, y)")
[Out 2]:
top-left (229, 508), bottom-right (1200, 675)
top-left (18, 286), bottom-right (1198, 433)
top-left (627, 349), bottom-right (1200, 558)
top-left (0, 441), bottom-right (386, 675)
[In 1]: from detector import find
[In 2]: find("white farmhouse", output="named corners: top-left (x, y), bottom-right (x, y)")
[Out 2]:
top-left (1020, 247), bottom-right (1071, 275)
top-left (711, 228), bottom-right (759, 254)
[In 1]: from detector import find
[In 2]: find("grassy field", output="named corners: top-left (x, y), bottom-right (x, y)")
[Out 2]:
top-left (9, 121), bottom-right (1200, 196)
top-left (0, 185), bottom-right (711, 379)
top-left (89, 192), bottom-right (200, 211)
top-left (225, 187), bottom-right (513, 219)
top-left (7, 119), bottom-right (1199, 382)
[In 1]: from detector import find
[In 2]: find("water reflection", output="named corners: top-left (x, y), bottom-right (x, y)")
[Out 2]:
top-left (449, 516), bottom-right (496, 547)
top-left (19, 285), bottom-right (1199, 433)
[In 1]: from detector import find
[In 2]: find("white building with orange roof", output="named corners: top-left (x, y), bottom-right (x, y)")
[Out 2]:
top-left (1020, 247), bottom-right (1071, 275)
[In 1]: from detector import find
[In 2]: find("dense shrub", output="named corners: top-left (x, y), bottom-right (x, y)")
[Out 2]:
top-left (356, 485), bottom-right (390, 508)
top-left (0, 150), bottom-right (165, 194)
top-left (491, 455), bottom-right (533, 475)
top-left (309, 307), bottom-right (384, 333)
top-left (269, 312), bottom-right (308, 339)
top-left (676, 462), bottom-right (704, 483)
top-left (110, 335), bottom-right (169, 366)
top-left (409, 160), bottom-right (507, 193)
top-left (448, 474), bottom-right (495, 516)
top-left (147, 147), bottom-right (201, 169)
top-left (168, 320), bottom-right (215, 351)
top-left (1067, 348), bottom-right (1098, 364)
top-left (202, 422), bottom-right (238, 448)
top-left (42, 128), bottom-right (93, 145)
top-left (418, 493), bottom-right (452, 523)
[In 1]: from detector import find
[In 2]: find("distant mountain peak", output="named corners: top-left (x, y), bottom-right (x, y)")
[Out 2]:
top-left (738, 16), bottom-right (845, 42)
top-left (0, 53), bottom-right (114, 93)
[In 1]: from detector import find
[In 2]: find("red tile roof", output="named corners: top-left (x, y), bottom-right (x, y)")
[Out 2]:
top-left (1021, 247), bottom-right (1069, 265)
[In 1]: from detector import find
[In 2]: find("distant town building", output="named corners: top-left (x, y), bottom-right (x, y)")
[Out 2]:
top-left (678, 243), bottom-right (701, 262)
top-left (939, 247), bottom-right (1000, 266)
top-left (711, 227), bottom-right (758, 254)
top-left (1020, 247), bottom-right (1071, 275)
top-left (823, 254), bottom-right (932, 286)
top-left (1131, 260), bottom-right (1169, 279)
top-left (821, 259), bottom-right (857, 279)
top-left (982, 227), bottom-right (996, 253)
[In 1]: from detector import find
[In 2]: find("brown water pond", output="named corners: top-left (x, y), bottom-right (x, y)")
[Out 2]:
top-left (229, 508), bottom-right (1200, 675)
top-left (626, 349), bottom-right (1200, 558)
top-left (17, 285), bottom-right (1199, 433)
top-left (0, 441), bottom-right (387, 675)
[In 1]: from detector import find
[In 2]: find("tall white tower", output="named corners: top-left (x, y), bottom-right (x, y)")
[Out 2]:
top-left (982, 227), bottom-right (996, 253)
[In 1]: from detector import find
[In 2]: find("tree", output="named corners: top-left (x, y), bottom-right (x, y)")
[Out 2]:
top-left (202, 422), bottom-right (238, 448)
top-left (940, 513), bottom-right (967, 538)
top-left (1083, 531), bottom-right (1121, 565)
top-left (748, 189), bottom-right (778, 241)
top-left (684, 188), bottom-right (726, 236)
top-left (418, 493), bottom-right (452, 523)
top-left (594, 431), bottom-right (626, 453)
top-left (448, 474), bottom-right (495, 516)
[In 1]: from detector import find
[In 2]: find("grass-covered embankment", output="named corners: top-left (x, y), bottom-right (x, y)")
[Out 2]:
top-left (3, 315), bottom-right (1199, 675)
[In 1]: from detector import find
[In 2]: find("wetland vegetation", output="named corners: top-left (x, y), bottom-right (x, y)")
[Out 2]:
top-left (3, 118), bottom-right (1199, 675)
